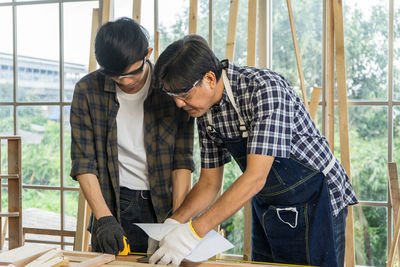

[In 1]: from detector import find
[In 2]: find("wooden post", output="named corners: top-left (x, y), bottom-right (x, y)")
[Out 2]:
top-left (132, 0), bottom-right (141, 23)
top-left (326, 0), bottom-right (335, 152)
top-left (388, 205), bottom-right (400, 267)
top-left (7, 137), bottom-right (22, 249)
top-left (388, 162), bottom-right (400, 263)
top-left (154, 0), bottom-right (160, 61)
top-left (225, 0), bottom-right (240, 61)
top-left (88, 8), bottom-right (99, 74)
top-left (332, 0), bottom-right (355, 266)
top-left (101, 0), bottom-right (112, 25)
top-left (189, 0), bottom-right (198, 34)
top-left (309, 86), bottom-right (322, 123)
top-left (286, 0), bottom-right (309, 110)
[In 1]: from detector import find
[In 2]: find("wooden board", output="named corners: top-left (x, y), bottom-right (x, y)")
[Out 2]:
top-left (132, 0), bottom-right (141, 23)
top-left (225, 0), bottom-right (240, 61)
top-left (332, 0), bottom-right (355, 265)
top-left (388, 162), bottom-right (400, 266)
top-left (0, 245), bottom-right (55, 267)
top-left (189, 0), bottom-right (198, 34)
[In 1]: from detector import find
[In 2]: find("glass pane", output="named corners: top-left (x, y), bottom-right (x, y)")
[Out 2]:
top-left (211, 0), bottom-right (229, 61)
top-left (63, 1), bottom-right (98, 102)
top-left (64, 105), bottom-right (77, 187)
top-left (354, 206), bottom-right (387, 266)
top-left (23, 189), bottom-right (61, 246)
top-left (334, 106), bottom-right (388, 201)
top-left (343, 1), bottom-right (388, 101)
top-left (272, 0), bottom-right (322, 99)
top-left (18, 106), bottom-right (60, 186)
top-left (159, 0), bottom-right (188, 53)
top-left (198, 0), bottom-right (210, 44)
top-left (64, 191), bottom-right (78, 231)
top-left (395, 0), bottom-right (400, 101)
top-left (17, 4), bottom-right (59, 102)
top-left (395, 107), bottom-right (400, 163)
top-left (1, 139), bottom-right (8, 175)
top-left (0, 106), bottom-right (13, 135)
top-left (0, 7), bottom-right (13, 102)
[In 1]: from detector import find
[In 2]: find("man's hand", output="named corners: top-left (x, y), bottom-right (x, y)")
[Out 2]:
top-left (96, 216), bottom-right (126, 254)
top-left (149, 221), bottom-right (202, 265)
top-left (147, 218), bottom-right (180, 254)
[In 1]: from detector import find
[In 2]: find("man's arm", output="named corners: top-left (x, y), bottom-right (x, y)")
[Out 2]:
top-left (192, 154), bottom-right (274, 237)
top-left (170, 166), bottom-right (224, 223)
top-left (171, 169), bottom-right (192, 212)
top-left (77, 173), bottom-right (112, 219)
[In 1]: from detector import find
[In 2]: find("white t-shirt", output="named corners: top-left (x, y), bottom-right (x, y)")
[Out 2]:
top-left (116, 67), bottom-right (151, 190)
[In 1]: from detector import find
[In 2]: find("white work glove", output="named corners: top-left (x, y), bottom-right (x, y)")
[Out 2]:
top-left (149, 221), bottom-right (202, 266)
top-left (147, 218), bottom-right (180, 255)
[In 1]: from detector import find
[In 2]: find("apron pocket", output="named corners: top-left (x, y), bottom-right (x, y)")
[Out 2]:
top-left (262, 204), bottom-right (309, 265)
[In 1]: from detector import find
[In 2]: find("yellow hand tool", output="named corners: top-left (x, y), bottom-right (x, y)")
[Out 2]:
top-left (118, 236), bottom-right (131, 256)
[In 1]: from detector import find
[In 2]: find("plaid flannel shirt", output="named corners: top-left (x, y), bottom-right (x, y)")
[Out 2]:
top-left (70, 63), bottom-right (194, 248)
top-left (197, 60), bottom-right (358, 216)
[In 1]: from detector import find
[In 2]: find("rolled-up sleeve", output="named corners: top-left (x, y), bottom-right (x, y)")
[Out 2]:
top-left (70, 83), bottom-right (99, 179)
top-left (172, 110), bottom-right (195, 172)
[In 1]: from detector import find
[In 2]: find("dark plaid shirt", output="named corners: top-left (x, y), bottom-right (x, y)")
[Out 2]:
top-left (70, 63), bottom-right (194, 245)
top-left (197, 60), bottom-right (358, 216)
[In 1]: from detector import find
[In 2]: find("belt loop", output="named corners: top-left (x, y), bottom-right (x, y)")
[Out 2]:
top-left (140, 190), bottom-right (150, 200)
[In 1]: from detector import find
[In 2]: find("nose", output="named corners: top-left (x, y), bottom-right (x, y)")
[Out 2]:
top-left (174, 97), bottom-right (186, 108)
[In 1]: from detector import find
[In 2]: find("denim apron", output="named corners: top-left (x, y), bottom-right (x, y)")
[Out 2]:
top-left (205, 70), bottom-right (338, 266)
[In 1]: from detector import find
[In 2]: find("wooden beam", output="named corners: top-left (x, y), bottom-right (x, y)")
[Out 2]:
top-left (189, 0), bottom-right (198, 34)
top-left (247, 0), bottom-right (257, 66)
top-left (388, 205), bottom-right (400, 267)
top-left (7, 138), bottom-right (22, 249)
top-left (225, 0), bottom-right (240, 61)
top-left (101, 0), bottom-right (112, 25)
top-left (0, 245), bottom-right (55, 267)
top-left (73, 254), bottom-right (115, 267)
top-left (286, 0), bottom-right (309, 110)
top-left (309, 86), bottom-right (322, 123)
top-left (388, 162), bottom-right (400, 262)
top-left (154, 0), bottom-right (160, 61)
top-left (132, 0), bottom-right (141, 23)
top-left (257, 0), bottom-right (267, 67)
top-left (88, 8), bottom-right (100, 73)
top-left (332, 0), bottom-right (355, 265)
top-left (326, 0), bottom-right (335, 152)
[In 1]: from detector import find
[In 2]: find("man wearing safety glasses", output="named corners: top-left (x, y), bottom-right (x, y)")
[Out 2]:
top-left (150, 35), bottom-right (358, 267)
top-left (70, 17), bottom-right (194, 255)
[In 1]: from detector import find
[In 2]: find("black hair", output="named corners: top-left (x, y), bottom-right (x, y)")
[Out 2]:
top-left (154, 34), bottom-right (222, 92)
top-left (95, 17), bottom-right (149, 75)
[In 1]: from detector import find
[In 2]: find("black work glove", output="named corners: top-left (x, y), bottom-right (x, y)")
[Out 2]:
top-left (96, 216), bottom-right (126, 255)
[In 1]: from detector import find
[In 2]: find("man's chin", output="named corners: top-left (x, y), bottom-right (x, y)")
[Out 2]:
top-left (184, 108), bottom-right (206, 117)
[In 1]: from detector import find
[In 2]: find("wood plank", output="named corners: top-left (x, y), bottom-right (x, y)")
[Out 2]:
top-left (0, 174), bottom-right (19, 179)
top-left (132, 0), bottom-right (141, 23)
top-left (388, 204), bottom-right (400, 267)
top-left (0, 245), bottom-right (55, 267)
top-left (388, 162), bottom-right (400, 262)
top-left (25, 249), bottom-right (61, 267)
top-left (101, 0), bottom-right (112, 25)
top-left (189, 0), bottom-right (198, 34)
top-left (154, 0), bottom-right (160, 61)
top-left (7, 138), bottom-right (22, 249)
top-left (246, 0), bottom-right (257, 66)
top-left (44, 257), bottom-right (69, 267)
top-left (75, 189), bottom-right (88, 251)
top-left (24, 227), bottom-right (75, 237)
top-left (326, 0), bottom-right (335, 152)
top-left (225, 0), bottom-right (240, 61)
top-left (332, 0), bottom-right (355, 266)
top-left (88, 8), bottom-right (100, 73)
top-left (257, 0), bottom-right (267, 67)
top-left (243, 202), bottom-right (252, 261)
top-left (309, 86), bottom-right (322, 123)
top-left (286, 0), bottom-right (309, 110)
top-left (73, 254), bottom-right (115, 267)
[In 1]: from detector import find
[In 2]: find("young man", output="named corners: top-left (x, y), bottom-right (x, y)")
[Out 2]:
top-left (70, 18), bottom-right (194, 255)
top-left (150, 35), bottom-right (358, 266)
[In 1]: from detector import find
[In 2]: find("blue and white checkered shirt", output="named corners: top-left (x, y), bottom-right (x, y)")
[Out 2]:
top-left (197, 60), bottom-right (358, 216)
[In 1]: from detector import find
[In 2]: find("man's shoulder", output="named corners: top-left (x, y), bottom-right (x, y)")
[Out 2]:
top-left (75, 70), bottom-right (106, 92)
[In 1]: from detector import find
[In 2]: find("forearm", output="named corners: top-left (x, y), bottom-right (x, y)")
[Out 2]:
top-left (171, 169), bottom-right (192, 212)
top-left (171, 167), bottom-right (224, 223)
top-left (77, 173), bottom-right (112, 219)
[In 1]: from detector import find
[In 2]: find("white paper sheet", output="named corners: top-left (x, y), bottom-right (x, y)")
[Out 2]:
top-left (135, 223), bottom-right (234, 262)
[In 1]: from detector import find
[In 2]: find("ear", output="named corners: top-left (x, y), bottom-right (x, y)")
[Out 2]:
top-left (203, 71), bottom-right (217, 89)
top-left (146, 48), bottom-right (153, 59)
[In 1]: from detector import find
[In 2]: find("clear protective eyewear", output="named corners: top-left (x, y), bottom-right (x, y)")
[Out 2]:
top-left (100, 57), bottom-right (146, 79)
top-left (162, 79), bottom-right (201, 99)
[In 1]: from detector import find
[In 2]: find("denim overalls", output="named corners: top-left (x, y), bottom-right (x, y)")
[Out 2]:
top-left (205, 70), bottom-right (339, 266)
